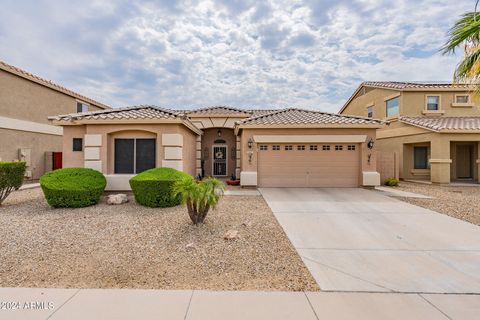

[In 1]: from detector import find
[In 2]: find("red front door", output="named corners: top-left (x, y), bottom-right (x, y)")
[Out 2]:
top-left (53, 152), bottom-right (62, 170)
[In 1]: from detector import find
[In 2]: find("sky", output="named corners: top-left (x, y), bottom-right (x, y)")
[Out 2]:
top-left (0, 0), bottom-right (474, 112)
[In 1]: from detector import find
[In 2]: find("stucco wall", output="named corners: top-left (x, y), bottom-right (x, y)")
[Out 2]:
top-left (62, 125), bottom-right (87, 168)
top-left (340, 87), bottom-right (401, 119)
top-left (0, 69), bottom-right (104, 124)
top-left (62, 123), bottom-right (198, 176)
top-left (0, 128), bottom-right (62, 180)
top-left (0, 69), bottom-right (105, 179)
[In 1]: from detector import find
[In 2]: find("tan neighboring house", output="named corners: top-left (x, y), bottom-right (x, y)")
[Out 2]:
top-left (49, 106), bottom-right (383, 190)
top-left (339, 81), bottom-right (480, 184)
top-left (0, 61), bottom-right (110, 180)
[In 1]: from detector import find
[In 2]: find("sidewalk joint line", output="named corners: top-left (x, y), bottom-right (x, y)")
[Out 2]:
top-left (46, 288), bottom-right (81, 319)
top-left (419, 294), bottom-right (452, 320)
top-left (304, 292), bottom-right (320, 320)
top-left (183, 290), bottom-right (194, 320)
top-left (301, 255), bottom-right (395, 292)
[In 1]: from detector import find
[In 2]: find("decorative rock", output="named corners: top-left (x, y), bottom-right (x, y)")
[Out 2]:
top-left (224, 229), bottom-right (239, 240)
top-left (107, 194), bottom-right (128, 205)
top-left (241, 220), bottom-right (252, 227)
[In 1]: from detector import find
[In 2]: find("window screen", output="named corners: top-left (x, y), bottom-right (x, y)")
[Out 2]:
top-left (72, 138), bottom-right (83, 152)
top-left (115, 139), bottom-right (135, 173)
top-left (414, 146), bottom-right (429, 169)
top-left (136, 139), bottom-right (156, 173)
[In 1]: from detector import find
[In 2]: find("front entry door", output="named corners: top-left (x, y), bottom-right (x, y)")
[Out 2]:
top-left (456, 144), bottom-right (473, 179)
top-left (213, 145), bottom-right (227, 176)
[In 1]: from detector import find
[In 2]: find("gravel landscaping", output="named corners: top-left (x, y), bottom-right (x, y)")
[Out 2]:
top-left (0, 188), bottom-right (319, 291)
top-left (393, 181), bottom-right (480, 226)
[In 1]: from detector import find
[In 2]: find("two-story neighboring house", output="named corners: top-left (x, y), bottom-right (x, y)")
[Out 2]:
top-left (339, 81), bottom-right (480, 184)
top-left (0, 60), bottom-right (110, 180)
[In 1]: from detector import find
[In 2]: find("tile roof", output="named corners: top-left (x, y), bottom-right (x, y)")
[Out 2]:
top-left (400, 116), bottom-right (480, 131)
top-left (0, 60), bottom-right (110, 109)
top-left (49, 105), bottom-right (181, 121)
top-left (362, 81), bottom-right (472, 90)
top-left (186, 106), bottom-right (252, 115)
top-left (237, 108), bottom-right (383, 126)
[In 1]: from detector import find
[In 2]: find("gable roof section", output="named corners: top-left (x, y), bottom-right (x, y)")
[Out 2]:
top-left (49, 105), bottom-right (202, 135)
top-left (400, 116), bottom-right (480, 132)
top-left (339, 81), bottom-right (474, 114)
top-left (0, 60), bottom-right (110, 110)
top-left (186, 106), bottom-right (253, 117)
top-left (235, 108), bottom-right (383, 133)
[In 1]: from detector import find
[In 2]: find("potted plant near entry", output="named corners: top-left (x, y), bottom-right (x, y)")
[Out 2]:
top-left (226, 173), bottom-right (240, 186)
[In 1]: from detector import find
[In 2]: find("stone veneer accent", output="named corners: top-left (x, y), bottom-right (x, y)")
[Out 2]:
top-left (84, 134), bottom-right (103, 172)
top-left (235, 136), bottom-right (241, 178)
top-left (195, 135), bottom-right (202, 177)
top-left (162, 133), bottom-right (183, 171)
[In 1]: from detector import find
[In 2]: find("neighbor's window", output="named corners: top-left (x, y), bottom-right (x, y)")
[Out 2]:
top-left (284, 145), bottom-right (293, 151)
top-left (310, 145), bottom-right (318, 151)
top-left (335, 145), bottom-right (343, 151)
top-left (72, 138), bottom-right (83, 152)
top-left (114, 138), bottom-right (156, 174)
top-left (414, 146), bottom-right (429, 169)
top-left (297, 145), bottom-right (305, 151)
top-left (426, 96), bottom-right (439, 110)
top-left (322, 145), bottom-right (330, 151)
top-left (367, 106), bottom-right (373, 118)
top-left (455, 95), bottom-right (470, 103)
top-left (76, 102), bottom-right (89, 113)
top-left (272, 145), bottom-right (280, 151)
top-left (386, 96), bottom-right (399, 117)
top-left (260, 145), bottom-right (268, 151)
top-left (347, 145), bottom-right (356, 151)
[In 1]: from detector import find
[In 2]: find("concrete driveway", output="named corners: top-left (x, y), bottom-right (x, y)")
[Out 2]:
top-left (260, 188), bottom-right (480, 294)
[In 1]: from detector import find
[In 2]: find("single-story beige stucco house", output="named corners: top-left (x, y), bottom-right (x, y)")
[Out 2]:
top-left (49, 105), bottom-right (383, 190)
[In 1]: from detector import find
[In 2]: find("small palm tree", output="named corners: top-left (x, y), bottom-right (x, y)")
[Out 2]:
top-left (442, 4), bottom-right (480, 92)
top-left (173, 176), bottom-right (226, 225)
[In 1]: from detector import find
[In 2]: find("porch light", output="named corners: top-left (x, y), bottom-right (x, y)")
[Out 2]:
top-left (367, 138), bottom-right (375, 149)
top-left (247, 138), bottom-right (254, 149)
top-left (217, 129), bottom-right (222, 137)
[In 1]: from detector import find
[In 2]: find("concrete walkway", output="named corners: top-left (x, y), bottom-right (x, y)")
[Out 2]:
top-left (259, 188), bottom-right (480, 294)
top-left (1, 287), bottom-right (479, 320)
top-left (375, 186), bottom-right (433, 199)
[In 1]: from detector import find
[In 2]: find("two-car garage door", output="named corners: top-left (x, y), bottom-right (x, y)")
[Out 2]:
top-left (258, 143), bottom-right (360, 187)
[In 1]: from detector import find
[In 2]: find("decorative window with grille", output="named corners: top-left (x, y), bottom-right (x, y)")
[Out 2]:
top-left (322, 145), bottom-right (330, 151)
top-left (297, 145), bottom-right (305, 151)
top-left (309, 145), bottom-right (318, 151)
top-left (347, 145), bottom-right (356, 151)
top-left (335, 145), bottom-right (343, 151)
top-left (284, 145), bottom-right (293, 151)
top-left (259, 145), bottom-right (268, 151)
top-left (272, 145), bottom-right (280, 151)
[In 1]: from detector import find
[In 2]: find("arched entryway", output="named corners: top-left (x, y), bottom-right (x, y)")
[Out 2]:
top-left (201, 128), bottom-right (236, 177)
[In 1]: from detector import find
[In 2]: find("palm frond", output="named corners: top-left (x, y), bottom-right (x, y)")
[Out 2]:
top-left (441, 12), bottom-right (480, 54)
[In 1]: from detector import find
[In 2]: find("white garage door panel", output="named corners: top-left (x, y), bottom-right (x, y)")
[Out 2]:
top-left (258, 145), bottom-right (360, 187)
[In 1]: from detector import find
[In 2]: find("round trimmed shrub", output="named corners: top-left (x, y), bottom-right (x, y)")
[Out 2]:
top-left (384, 177), bottom-right (400, 187)
top-left (0, 161), bottom-right (27, 205)
top-left (40, 168), bottom-right (106, 208)
top-left (129, 167), bottom-right (191, 208)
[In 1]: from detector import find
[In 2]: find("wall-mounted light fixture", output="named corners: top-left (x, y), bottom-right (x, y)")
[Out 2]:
top-left (367, 138), bottom-right (375, 149)
top-left (247, 138), bottom-right (254, 149)
top-left (217, 129), bottom-right (222, 137)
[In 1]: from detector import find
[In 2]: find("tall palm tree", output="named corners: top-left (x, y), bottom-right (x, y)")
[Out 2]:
top-left (442, 1), bottom-right (480, 89)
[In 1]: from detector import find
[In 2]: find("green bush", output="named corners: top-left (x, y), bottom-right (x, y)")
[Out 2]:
top-left (384, 177), bottom-right (400, 187)
top-left (0, 161), bottom-right (27, 205)
top-left (40, 168), bottom-right (106, 208)
top-left (129, 168), bottom-right (191, 208)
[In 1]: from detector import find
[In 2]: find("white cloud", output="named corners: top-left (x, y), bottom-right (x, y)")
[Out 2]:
top-left (0, 0), bottom-right (473, 112)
